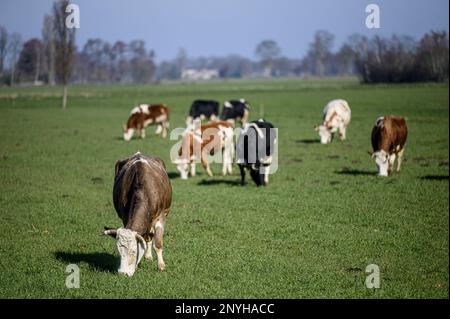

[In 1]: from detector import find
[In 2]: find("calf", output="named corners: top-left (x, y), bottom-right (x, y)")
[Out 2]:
top-left (186, 99), bottom-right (219, 125)
top-left (123, 104), bottom-right (170, 141)
top-left (370, 116), bottom-right (408, 176)
top-left (236, 119), bottom-right (277, 186)
top-left (104, 152), bottom-right (172, 276)
top-left (222, 98), bottom-right (250, 126)
top-left (315, 99), bottom-right (351, 144)
top-left (175, 120), bottom-right (234, 179)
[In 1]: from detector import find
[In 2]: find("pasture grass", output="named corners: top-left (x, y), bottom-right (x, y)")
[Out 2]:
top-left (0, 78), bottom-right (448, 298)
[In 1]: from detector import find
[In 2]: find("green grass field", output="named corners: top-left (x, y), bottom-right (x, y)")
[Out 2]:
top-left (0, 79), bottom-right (448, 298)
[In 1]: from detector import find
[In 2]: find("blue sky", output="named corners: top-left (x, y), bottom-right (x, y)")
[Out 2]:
top-left (0, 0), bottom-right (448, 61)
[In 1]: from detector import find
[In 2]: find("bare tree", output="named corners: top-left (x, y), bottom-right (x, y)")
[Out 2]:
top-left (308, 30), bottom-right (334, 76)
top-left (53, 0), bottom-right (76, 109)
top-left (42, 15), bottom-right (56, 86)
top-left (0, 26), bottom-right (8, 77)
top-left (8, 32), bottom-right (22, 86)
top-left (255, 40), bottom-right (281, 76)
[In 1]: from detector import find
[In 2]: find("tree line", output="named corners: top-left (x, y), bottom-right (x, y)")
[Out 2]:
top-left (0, 9), bottom-right (448, 86)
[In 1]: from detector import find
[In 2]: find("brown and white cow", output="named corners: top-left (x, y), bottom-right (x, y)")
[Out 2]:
top-left (315, 99), bottom-right (351, 144)
top-left (369, 116), bottom-right (408, 176)
top-left (174, 120), bottom-right (234, 179)
top-left (104, 152), bottom-right (172, 276)
top-left (123, 104), bottom-right (170, 141)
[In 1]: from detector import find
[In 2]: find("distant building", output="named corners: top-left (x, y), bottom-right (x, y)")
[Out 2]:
top-left (181, 68), bottom-right (219, 81)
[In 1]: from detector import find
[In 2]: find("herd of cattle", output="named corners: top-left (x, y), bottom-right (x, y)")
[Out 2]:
top-left (105, 98), bottom-right (408, 276)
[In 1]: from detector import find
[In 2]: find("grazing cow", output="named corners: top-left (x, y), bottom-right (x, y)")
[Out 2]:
top-left (236, 119), bottom-right (277, 187)
top-left (222, 98), bottom-right (250, 126)
top-left (186, 100), bottom-right (219, 125)
top-left (175, 120), bottom-right (234, 179)
top-left (123, 104), bottom-right (170, 141)
top-left (315, 99), bottom-right (351, 144)
top-left (104, 152), bottom-right (172, 276)
top-left (369, 116), bottom-right (408, 176)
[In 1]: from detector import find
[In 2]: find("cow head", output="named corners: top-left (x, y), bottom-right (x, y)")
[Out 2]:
top-left (104, 227), bottom-right (147, 277)
top-left (315, 125), bottom-right (332, 144)
top-left (123, 125), bottom-right (134, 142)
top-left (370, 150), bottom-right (389, 176)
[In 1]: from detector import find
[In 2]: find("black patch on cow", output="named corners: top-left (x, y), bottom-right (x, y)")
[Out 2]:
top-left (189, 100), bottom-right (219, 118)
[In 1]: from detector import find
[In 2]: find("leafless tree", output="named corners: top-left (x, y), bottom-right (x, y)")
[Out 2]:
top-left (53, 0), bottom-right (75, 109)
top-left (255, 40), bottom-right (281, 76)
top-left (42, 15), bottom-right (56, 86)
top-left (0, 26), bottom-right (8, 77)
top-left (8, 32), bottom-right (22, 86)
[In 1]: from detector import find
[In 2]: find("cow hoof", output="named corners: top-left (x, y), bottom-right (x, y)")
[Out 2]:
top-left (157, 263), bottom-right (166, 272)
top-left (145, 255), bottom-right (153, 261)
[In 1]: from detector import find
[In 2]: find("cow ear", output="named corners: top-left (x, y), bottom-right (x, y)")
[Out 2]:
top-left (314, 126), bottom-right (319, 132)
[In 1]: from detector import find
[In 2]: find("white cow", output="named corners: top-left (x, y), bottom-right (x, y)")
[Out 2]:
top-left (315, 99), bottom-right (351, 144)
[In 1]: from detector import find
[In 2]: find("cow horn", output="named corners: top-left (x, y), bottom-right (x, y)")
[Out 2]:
top-left (122, 124), bottom-right (127, 131)
top-left (135, 233), bottom-right (147, 251)
top-left (103, 228), bottom-right (117, 237)
top-left (367, 151), bottom-right (375, 158)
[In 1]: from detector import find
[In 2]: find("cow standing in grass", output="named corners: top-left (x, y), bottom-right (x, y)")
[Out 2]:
top-left (186, 100), bottom-right (219, 125)
top-left (221, 98), bottom-right (250, 126)
top-left (104, 152), bottom-right (172, 276)
top-left (315, 99), bottom-right (351, 144)
top-left (236, 119), bottom-right (277, 186)
top-left (369, 116), bottom-right (408, 176)
top-left (123, 104), bottom-right (170, 141)
top-left (174, 120), bottom-right (234, 179)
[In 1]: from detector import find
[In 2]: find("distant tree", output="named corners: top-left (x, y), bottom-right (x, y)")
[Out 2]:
top-left (307, 30), bottom-right (335, 76)
top-left (255, 40), bottom-right (281, 76)
top-left (415, 31), bottom-right (449, 82)
top-left (53, 0), bottom-right (76, 109)
top-left (17, 38), bottom-right (44, 83)
top-left (335, 44), bottom-right (355, 75)
top-left (42, 15), bottom-right (56, 85)
top-left (8, 32), bottom-right (22, 86)
top-left (0, 26), bottom-right (8, 77)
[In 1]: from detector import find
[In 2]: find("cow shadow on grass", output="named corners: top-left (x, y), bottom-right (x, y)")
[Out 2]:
top-left (335, 168), bottom-right (377, 176)
top-left (296, 139), bottom-right (320, 144)
top-left (197, 179), bottom-right (242, 186)
top-left (420, 175), bottom-right (449, 181)
top-left (167, 172), bottom-right (180, 179)
top-left (54, 251), bottom-right (117, 273)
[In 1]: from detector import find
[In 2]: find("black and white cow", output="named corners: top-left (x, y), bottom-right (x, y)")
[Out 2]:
top-left (236, 119), bottom-right (277, 187)
top-left (221, 98), bottom-right (250, 126)
top-left (186, 99), bottom-right (219, 125)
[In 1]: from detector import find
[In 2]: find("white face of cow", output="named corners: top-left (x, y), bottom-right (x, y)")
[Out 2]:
top-left (176, 161), bottom-right (189, 179)
top-left (123, 128), bottom-right (134, 142)
top-left (316, 125), bottom-right (332, 144)
top-left (373, 150), bottom-right (389, 176)
top-left (115, 228), bottom-right (145, 277)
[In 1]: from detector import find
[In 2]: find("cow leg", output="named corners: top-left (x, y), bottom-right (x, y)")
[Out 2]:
top-left (339, 124), bottom-right (346, 141)
top-left (260, 165), bottom-right (270, 186)
top-left (162, 121), bottom-right (169, 138)
top-left (155, 124), bottom-right (163, 135)
top-left (242, 109), bottom-right (249, 126)
top-left (397, 148), bottom-right (405, 172)
top-left (190, 162), bottom-right (196, 177)
top-left (239, 165), bottom-right (246, 185)
top-left (388, 153), bottom-right (396, 175)
top-left (250, 167), bottom-right (262, 186)
top-left (153, 223), bottom-right (166, 271)
top-left (141, 129), bottom-right (146, 139)
top-left (201, 155), bottom-right (213, 177)
top-left (145, 235), bottom-right (153, 261)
